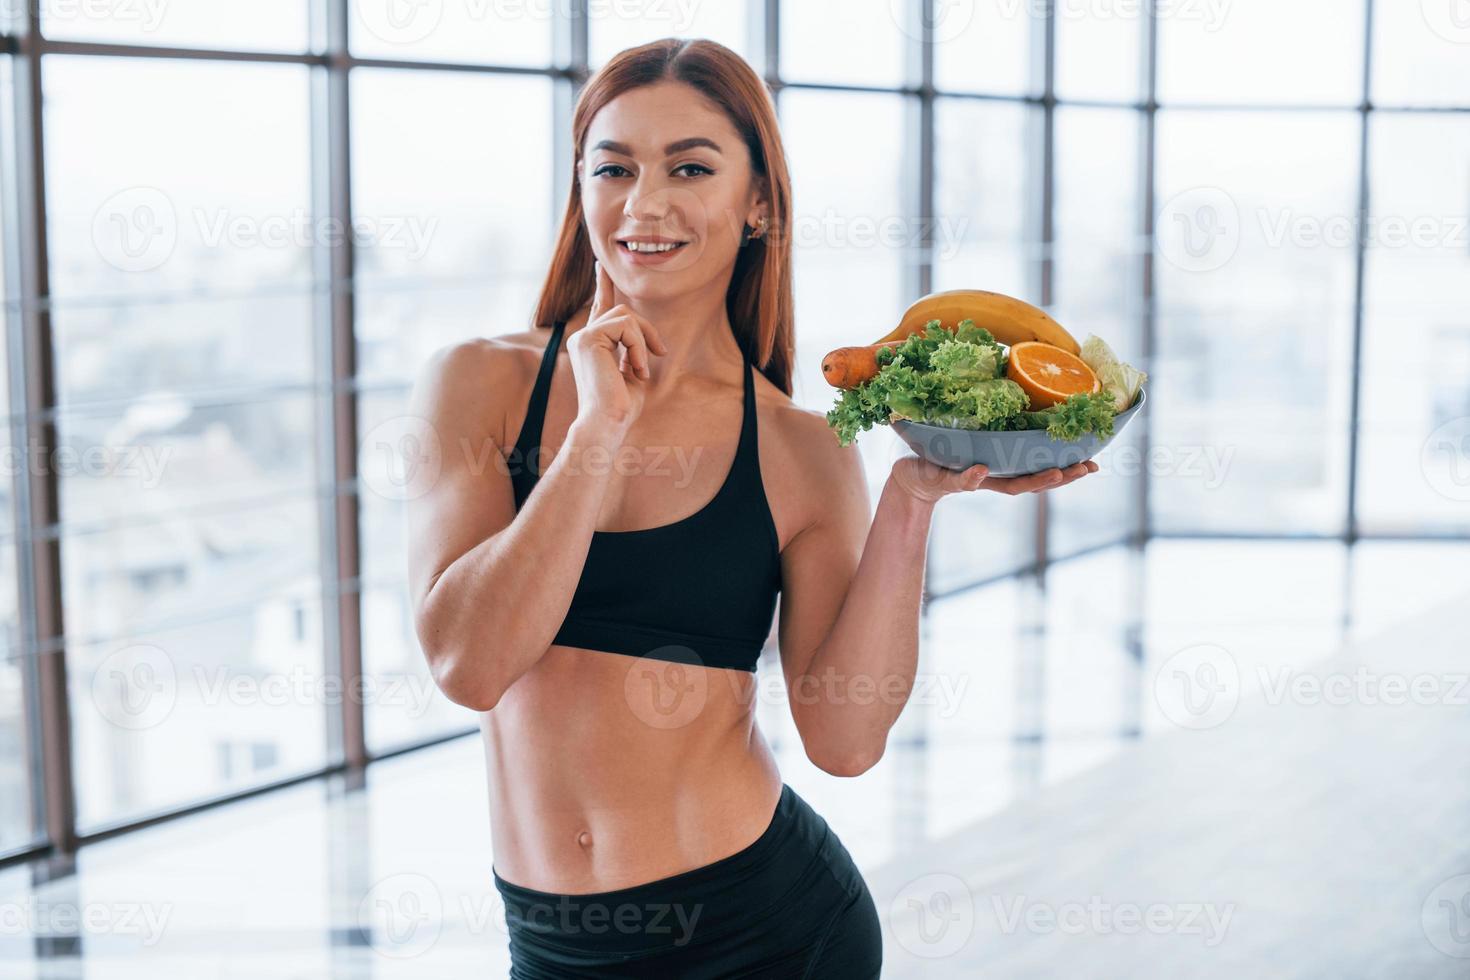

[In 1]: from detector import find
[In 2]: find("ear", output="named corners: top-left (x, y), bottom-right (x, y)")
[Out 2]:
top-left (745, 176), bottom-right (770, 226)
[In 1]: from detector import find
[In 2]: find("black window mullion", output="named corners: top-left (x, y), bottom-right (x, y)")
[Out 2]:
top-left (314, 0), bottom-right (364, 770)
top-left (3, 4), bottom-right (75, 857)
top-left (1035, 0), bottom-right (1056, 575)
top-left (1138, 0), bottom-right (1159, 544)
top-left (1345, 0), bottom-right (1376, 544)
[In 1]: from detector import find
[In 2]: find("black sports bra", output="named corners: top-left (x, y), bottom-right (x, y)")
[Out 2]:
top-left (509, 319), bottom-right (783, 672)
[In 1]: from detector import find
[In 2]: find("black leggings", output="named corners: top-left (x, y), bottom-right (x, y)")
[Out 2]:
top-left (491, 782), bottom-right (883, 978)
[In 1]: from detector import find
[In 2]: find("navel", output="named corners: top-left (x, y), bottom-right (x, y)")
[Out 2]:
top-left (576, 830), bottom-right (593, 849)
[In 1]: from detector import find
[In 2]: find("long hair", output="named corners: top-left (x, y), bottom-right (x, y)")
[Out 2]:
top-left (530, 38), bottom-right (795, 396)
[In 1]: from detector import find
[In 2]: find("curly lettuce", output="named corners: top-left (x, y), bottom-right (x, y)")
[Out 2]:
top-left (825, 318), bottom-right (1120, 446)
top-left (982, 390), bottom-right (1118, 441)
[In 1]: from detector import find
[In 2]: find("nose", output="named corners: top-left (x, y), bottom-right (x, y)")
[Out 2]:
top-left (622, 173), bottom-right (674, 223)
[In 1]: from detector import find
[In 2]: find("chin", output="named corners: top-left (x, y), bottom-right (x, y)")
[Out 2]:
top-left (613, 257), bottom-right (707, 287)
top-left (614, 276), bottom-right (687, 301)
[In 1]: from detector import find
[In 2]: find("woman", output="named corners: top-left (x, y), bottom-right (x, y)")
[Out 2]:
top-left (407, 38), bottom-right (1097, 978)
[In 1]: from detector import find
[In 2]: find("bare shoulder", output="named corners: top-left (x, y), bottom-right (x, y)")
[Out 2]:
top-left (753, 374), bottom-right (861, 474)
top-left (409, 329), bottom-right (553, 446)
top-left (751, 371), bottom-right (869, 537)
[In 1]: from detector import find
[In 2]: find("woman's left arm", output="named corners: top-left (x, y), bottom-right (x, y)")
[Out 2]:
top-left (778, 441), bottom-right (1097, 777)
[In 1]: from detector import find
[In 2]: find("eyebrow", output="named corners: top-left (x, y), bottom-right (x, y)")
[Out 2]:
top-left (590, 137), bottom-right (724, 157)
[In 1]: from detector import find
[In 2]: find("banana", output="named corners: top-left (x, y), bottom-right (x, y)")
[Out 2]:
top-left (875, 289), bottom-right (1080, 355)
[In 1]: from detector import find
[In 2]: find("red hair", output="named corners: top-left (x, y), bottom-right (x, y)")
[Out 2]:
top-left (529, 37), bottom-right (795, 396)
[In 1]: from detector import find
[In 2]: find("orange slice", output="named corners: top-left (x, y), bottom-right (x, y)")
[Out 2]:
top-left (1006, 341), bottom-right (1100, 409)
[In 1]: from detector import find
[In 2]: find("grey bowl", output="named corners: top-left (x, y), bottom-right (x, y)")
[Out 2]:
top-left (891, 386), bottom-right (1147, 477)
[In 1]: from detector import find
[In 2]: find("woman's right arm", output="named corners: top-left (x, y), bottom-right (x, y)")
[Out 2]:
top-left (406, 265), bottom-right (664, 711)
top-left (403, 340), bottom-right (627, 712)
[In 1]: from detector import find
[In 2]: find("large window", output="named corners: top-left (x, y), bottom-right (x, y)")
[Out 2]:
top-left (44, 55), bottom-right (326, 830)
top-left (1, 0), bottom-right (1464, 863)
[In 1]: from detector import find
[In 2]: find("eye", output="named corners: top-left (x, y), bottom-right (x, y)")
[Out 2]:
top-left (591, 162), bottom-right (714, 179)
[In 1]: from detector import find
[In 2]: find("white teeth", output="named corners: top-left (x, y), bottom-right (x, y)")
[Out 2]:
top-left (624, 241), bottom-right (684, 253)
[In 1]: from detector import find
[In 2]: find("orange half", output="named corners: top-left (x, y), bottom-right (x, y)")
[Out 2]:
top-left (1006, 341), bottom-right (1100, 409)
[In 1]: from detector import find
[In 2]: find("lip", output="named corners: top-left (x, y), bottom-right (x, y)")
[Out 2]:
top-left (616, 237), bottom-right (692, 265)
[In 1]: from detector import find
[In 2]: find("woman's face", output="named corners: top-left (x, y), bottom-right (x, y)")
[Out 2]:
top-left (579, 80), bottom-right (766, 302)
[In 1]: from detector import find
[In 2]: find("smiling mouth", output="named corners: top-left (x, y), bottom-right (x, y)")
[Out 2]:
top-left (618, 240), bottom-right (691, 254)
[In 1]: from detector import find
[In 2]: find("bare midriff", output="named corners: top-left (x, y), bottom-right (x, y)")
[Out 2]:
top-left (482, 642), bottom-right (785, 895)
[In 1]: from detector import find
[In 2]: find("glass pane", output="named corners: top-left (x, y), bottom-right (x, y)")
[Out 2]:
top-left (780, 0), bottom-right (908, 88)
top-left (41, 0), bottom-right (309, 52)
top-left (1152, 111), bottom-right (1359, 533)
top-left (58, 393), bottom-right (318, 529)
top-left (43, 53), bottom-right (329, 831)
top-left (0, 678), bottom-right (27, 853)
top-left (1053, 108), bottom-right (1143, 352)
top-left (351, 69), bottom-right (554, 384)
top-left (349, 0), bottom-right (552, 67)
top-left (0, 54), bottom-right (26, 855)
top-left (0, 539), bottom-right (29, 852)
top-left (357, 390), bottom-right (478, 752)
top-left (931, 97), bottom-right (1039, 585)
top-left (52, 295), bottom-right (314, 407)
top-left (781, 89), bottom-right (908, 527)
top-left (0, 484), bottom-right (13, 620)
top-left (932, 98), bottom-right (1035, 299)
top-left (1357, 114), bottom-right (1470, 534)
top-left (60, 496), bottom-right (321, 645)
top-left (0, 62), bottom-right (6, 419)
top-left (590, 1), bottom-right (752, 67)
top-left (1050, 106), bottom-right (1145, 557)
top-left (1158, 0), bottom-right (1365, 105)
top-left (45, 57), bottom-right (313, 406)
top-left (70, 602), bottom-right (329, 832)
top-left (1372, 0), bottom-right (1470, 106)
top-left (1055, 3), bottom-right (1144, 102)
top-left (932, 0), bottom-right (1033, 96)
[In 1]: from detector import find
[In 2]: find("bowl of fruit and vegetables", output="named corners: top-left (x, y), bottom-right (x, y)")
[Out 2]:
top-left (822, 289), bottom-right (1147, 478)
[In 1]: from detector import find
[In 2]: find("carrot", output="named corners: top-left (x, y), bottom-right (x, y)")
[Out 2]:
top-left (821, 340), bottom-right (905, 390)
